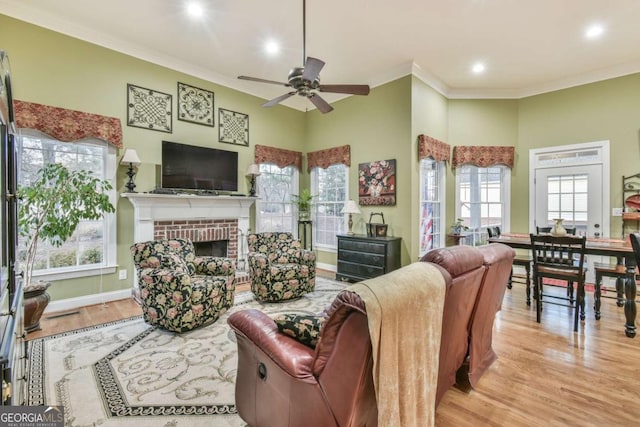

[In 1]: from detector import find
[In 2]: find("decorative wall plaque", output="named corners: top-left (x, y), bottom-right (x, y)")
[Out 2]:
top-left (177, 82), bottom-right (214, 127)
top-left (127, 84), bottom-right (172, 133)
top-left (218, 108), bottom-right (249, 146)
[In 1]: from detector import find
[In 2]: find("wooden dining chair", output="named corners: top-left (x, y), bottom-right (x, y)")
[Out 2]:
top-left (530, 234), bottom-right (587, 332)
top-left (487, 227), bottom-right (532, 305)
top-left (535, 226), bottom-right (577, 302)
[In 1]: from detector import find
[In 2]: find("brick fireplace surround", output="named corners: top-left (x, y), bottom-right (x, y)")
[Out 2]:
top-left (123, 193), bottom-right (256, 289)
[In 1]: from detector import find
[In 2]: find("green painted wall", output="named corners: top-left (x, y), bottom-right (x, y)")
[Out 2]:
top-left (305, 77), bottom-right (413, 266)
top-left (517, 74), bottom-right (640, 237)
top-left (410, 76), bottom-right (449, 259)
top-left (0, 15), bottom-right (305, 301)
top-left (447, 99), bottom-right (520, 233)
top-left (4, 14), bottom-right (640, 302)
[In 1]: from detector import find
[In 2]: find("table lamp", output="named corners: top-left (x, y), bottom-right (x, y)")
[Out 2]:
top-left (120, 148), bottom-right (141, 193)
top-left (341, 200), bottom-right (361, 235)
top-left (246, 164), bottom-right (261, 197)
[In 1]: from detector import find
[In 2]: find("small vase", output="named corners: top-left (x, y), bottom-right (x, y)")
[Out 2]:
top-left (551, 218), bottom-right (567, 236)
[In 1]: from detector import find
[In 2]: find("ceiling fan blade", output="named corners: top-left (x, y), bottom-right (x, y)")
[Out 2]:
top-left (319, 84), bottom-right (371, 96)
top-left (302, 57), bottom-right (325, 82)
top-left (308, 93), bottom-right (334, 114)
top-left (262, 92), bottom-right (296, 108)
top-left (238, 75), bottom-right (290, 87)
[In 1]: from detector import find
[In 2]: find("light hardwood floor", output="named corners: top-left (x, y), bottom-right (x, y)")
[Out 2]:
top-left (27, 276), bottom-right (640, 425)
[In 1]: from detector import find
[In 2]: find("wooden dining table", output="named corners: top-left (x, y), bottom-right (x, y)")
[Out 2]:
top-left (488, 233), bottom-right (637, 338)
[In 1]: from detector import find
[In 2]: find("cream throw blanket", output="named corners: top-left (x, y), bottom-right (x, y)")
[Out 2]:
top-left (349, 262), bottom-right (446, 427)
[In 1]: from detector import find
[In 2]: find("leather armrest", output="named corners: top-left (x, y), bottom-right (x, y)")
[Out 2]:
top-left (228, 309), bottom-right (316, 379)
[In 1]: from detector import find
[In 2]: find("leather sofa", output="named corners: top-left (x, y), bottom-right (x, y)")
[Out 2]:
top-left (228, 243), bottom-right (514, 426)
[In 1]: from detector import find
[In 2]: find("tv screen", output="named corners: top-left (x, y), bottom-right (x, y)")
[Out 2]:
top-left (161, 141), bottom-right (238, 192)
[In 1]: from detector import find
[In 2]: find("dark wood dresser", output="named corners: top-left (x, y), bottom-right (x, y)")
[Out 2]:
top-left (336, 234), bottom-right (402, 282)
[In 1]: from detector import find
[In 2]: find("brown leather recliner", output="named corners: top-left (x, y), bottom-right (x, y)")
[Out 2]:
top-left (420, 245), bottom-right (486, 406)
top-left (228, 290), bottom-right (377, 427)
top-left (466, 243), bottom-right (515, 387)
top-left (228, 246), bottom-right (505, 425)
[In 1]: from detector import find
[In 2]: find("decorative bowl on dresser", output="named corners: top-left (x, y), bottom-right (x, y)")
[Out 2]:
top-left (336, 234), bottom-right (402, 282)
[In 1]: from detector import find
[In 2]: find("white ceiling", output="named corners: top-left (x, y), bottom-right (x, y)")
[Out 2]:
top-left (3, 0), bottom-right (640, 112)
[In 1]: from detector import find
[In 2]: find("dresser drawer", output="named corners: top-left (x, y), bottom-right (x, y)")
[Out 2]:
top-left (338, 249), bottom-right (385, 267)
top-left (338, 260), bottom-right (385, 279)
top-left (338, 239), bottom-right (386, 255)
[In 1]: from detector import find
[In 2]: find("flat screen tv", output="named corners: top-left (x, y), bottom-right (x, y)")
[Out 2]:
top-left (161, 141), bottom-right (238, 192)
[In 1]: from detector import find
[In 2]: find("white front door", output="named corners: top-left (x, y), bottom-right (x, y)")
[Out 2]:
top-left (530, 141), bottom-right (610, 283)
top-left (534, 164), bottom-right (603, 237)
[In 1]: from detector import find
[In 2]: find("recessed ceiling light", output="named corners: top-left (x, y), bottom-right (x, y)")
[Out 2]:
top-left (265, 40), bottom-right (280, 55)
top-left (187, 2), bottom-right (204, 18)
top-left (472, 62), bottom-right (485, 74)
top-left (585, 24), bottom-right (604, 39)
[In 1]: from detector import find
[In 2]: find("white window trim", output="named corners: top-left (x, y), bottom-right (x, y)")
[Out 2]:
top-left (419, 158), bottom-right (446, 256)
top-left (311, 165), bottom-right (349, 252)
top-left (455, 165), bottom-right (511, 238)
top-left (18, 131), bottom-right (118, 278)
top-left (254, 164), bottom-right (299, 234)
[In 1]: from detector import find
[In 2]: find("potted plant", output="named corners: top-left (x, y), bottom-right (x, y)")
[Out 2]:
top-left (291, 188), bottom-right (314, 221)
top-left (18, 163), bottom-right (115, 331)
top-left (451, 217), bottom-right (469, 235)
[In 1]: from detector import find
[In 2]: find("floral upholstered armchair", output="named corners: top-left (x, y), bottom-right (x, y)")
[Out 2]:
top-left (247, 232), bottom-right (316, 302)
top-left (130, 238), bottom-right (236, 333)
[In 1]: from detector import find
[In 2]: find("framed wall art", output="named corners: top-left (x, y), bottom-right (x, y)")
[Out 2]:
top-left (127, 84), bottom-right (172, 133)
top-left (177, 82), bottom-right (214, 127)
top-left (218, 108), bottom-right (249, 146)
top-left (358, 159), bottom-right (396, 206)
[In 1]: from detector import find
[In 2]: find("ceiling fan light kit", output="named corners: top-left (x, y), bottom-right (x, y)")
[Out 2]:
top-left (238, 0), bottom-right (370, 113)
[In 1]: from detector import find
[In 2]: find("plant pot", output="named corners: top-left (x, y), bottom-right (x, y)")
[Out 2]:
top-left (298, 210), bottom-right (311, 221)
top-left (24, 282), bottom-right (51, 333)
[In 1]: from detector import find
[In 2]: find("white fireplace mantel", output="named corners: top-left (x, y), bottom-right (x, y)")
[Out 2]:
top-left (122, 193), bottom-right (255, 244)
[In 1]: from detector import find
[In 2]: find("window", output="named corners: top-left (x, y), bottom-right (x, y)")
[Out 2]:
top-left (311, 164), bottom-right (348, 249)
top-left (17, 132), bottom-right (117, 280)
top-left (419, 158), bottom-right (445, 255)
top-left (455, 165), bottom-right (511, 246)
top-left (255, 164), bottom-right (298, 233)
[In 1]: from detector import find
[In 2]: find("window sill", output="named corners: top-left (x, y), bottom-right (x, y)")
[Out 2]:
top-left (32, 265), bottom-right (118, 282)
top-left (315, 244), bottom-right (337, 253)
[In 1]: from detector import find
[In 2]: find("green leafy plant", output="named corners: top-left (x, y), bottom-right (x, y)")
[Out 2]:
top-left (291, 188), bottom-right (315, 212)
top-left (17, 163), bottom-right (115, 286)
top-left (451, 217), bottom-right (469, 234)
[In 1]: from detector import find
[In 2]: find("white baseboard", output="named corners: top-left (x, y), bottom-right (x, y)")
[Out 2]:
top-left (317, 262), bottom-right (336, 273)
top-left (45, 288), bottom-right (133, 313)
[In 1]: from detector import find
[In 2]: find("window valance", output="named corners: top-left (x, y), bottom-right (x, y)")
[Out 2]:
top-left (254, 144), bottom-right (303, 170)
top-left (452, 145), bottom-right (515, 168)
top-left (418, 135), bottom-right (450, 162)
top-left (14, 100), bottom-right (123, 148)
top-left (307, 145), bottom-right (350, 172)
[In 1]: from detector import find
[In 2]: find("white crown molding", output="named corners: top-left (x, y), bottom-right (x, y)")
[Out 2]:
top-left (3, 1), bottom-right (640, 104)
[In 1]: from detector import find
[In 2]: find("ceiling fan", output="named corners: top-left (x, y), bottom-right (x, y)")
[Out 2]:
top-left (238, 0), bottom-right (370, 114)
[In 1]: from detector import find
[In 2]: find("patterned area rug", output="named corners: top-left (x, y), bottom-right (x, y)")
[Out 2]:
top-left (27, 278), bottom-right (347, 427)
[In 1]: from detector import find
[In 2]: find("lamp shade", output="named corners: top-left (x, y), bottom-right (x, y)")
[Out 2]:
top-left (341, 200), bottom-right (361, 215)
top-left (246, 163), bottom-right (261, 176)
top-left (120, 148), bottom-right (141, 165)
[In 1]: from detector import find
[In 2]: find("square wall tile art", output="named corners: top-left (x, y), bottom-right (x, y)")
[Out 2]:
top-left (127, 84), bottom-right (172, 133)
top-left (219, 108), bottom-right (249, 146)
top-left (177, 82), bottom-right (214, 127)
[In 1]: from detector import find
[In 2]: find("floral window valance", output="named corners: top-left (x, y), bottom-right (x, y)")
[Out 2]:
top-left (418, 134), bottom-right (450, 162)
top-left (14, 100), bottom-right (123, 148)
top-left (307, 145), bottom-right (350, 172)
top-left (452, 145), bottom-right (515, 169)
top-left (254, 144), bottom-right (303, 170)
